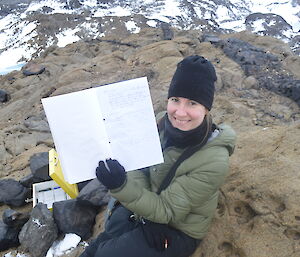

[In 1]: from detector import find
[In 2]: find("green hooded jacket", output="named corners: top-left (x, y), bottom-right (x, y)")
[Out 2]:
top-left (111, 117), bottom-right (236, 239)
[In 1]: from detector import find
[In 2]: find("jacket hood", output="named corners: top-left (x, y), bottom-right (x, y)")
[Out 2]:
top-left (206, 124), bottom-right (236, 156)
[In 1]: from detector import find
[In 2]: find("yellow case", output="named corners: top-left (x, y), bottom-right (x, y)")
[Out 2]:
top-left (49, 149), bottom-right (79, 199)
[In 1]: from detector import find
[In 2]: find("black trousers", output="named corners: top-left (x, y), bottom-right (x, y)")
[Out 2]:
top-left (80, 206), bottom-right (201, 257)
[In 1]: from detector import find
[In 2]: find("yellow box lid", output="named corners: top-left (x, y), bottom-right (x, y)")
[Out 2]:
top-left (49, 149), bottom-right (79, 199)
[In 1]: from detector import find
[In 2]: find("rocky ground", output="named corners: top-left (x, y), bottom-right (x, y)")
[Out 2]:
top-left (0, 27), bottom-right (300, 256)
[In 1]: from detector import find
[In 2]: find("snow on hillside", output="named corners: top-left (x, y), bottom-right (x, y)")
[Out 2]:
top-left (0, 0), bottom-right (299, 74)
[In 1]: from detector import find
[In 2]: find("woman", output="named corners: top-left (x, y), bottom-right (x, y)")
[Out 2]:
top-left (80, 55), bottom-right (236, 257)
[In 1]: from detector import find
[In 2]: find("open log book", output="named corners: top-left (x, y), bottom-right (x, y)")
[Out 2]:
top-left (42, 77), bottom-right (164, 184)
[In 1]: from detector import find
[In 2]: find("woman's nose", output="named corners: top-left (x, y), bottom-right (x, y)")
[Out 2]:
top-left (175, 104), bottom-right (187, 116)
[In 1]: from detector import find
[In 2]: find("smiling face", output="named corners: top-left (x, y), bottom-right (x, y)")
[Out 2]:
top-left (167, 97), bottom-right (207, 131)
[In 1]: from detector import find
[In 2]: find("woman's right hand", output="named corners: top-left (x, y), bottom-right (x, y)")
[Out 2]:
top-left (96, 159), bottom-right (126, 190)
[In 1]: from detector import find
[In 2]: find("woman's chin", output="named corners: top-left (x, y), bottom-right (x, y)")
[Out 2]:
top-left (173, 123), bottom-right (190, 131)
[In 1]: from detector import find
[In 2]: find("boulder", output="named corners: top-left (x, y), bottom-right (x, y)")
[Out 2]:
top-left (19, 174), bottom-right (38, 188)
top-left (201, 34), bottom-right (221, 44)
top-left (0, 221), bottom-right (20, 251)
top-left (22, 63), bottom-right (45, 76)
top-left (0, 89), bottom-right (9, 103)
top-left (19, 203), bottom-right (58, 257)
top-left (2, 208), bottom-right (30, 228)
top-left (220, 37), bottom-right (300, 106)
top-left (161, 22), bottom-right (174, 40)
top-left (53, 199), bottom-right (98, 240)
top-left (245, 13), bottom-right (293, 39)
top-left (29, 152), bottom-right (51, 182)
top-left (0, 179), bottom-right (30, 207)
top-left (65, 0), bottom-right (82, 9)
top-left (77, 178), bottom-right (110, 207)
top-left (23, 115), bottom-right (50, 132)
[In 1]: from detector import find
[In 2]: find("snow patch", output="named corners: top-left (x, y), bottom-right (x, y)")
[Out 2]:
top-left (33, 218), bottom-right (45, 227)
top-left (21, 0), bottom-right (75, 17)
top-left (46, 233), bottom-right (81, 257)
top-left (0, 14), bottom-right (17, 30)
top-left (145, 0), bottom-right (181, 23)
top-left (251, 19), bottom-right (265, 33)
top-left (81, 0), bottom-right (98, 8)
top-left (0, 44), bottom-right (35, 70)
top-left (80, 22), bottom-right (99, 35)
top-left (93, 6), bottom-right (131, 17)
top-left (46, 36), bottom-right (55, 48)
top-left (125, 21), bottom-right (141, 33)
top-left (219, 19), bottom-right (246, 31)
top-left (147, 20), bottom-right (157, 27)
top-left (4, 252), bottom-right (30, 257)
top-left (56, 28), bottom-right (81, 47)
top-left (0, 62), bottom-right (26, 75)
top-left (215, 6), bottom-right (230, 21)
top-left (249, 0), bottom-right (300, 32)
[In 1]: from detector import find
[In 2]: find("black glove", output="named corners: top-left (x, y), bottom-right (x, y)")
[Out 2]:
top-left (141, 219), bottom-right (172, 251)
top-left (96, 159), bottom-right (126, 190)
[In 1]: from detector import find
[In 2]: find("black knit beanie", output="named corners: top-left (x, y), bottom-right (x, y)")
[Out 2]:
top-left (168, 55), bottom-right (217, 110)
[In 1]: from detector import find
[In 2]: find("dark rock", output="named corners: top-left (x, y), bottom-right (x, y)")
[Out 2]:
top-left (161, 22), bottom-right (174, 40)
top-left (0, 5), bottom-right (12, 17)
top-left (0, 221), bottom-right (20, 251)
top-left (2, 208), bottom-right (30, 228)
top-left (77, 179), bottom-right (92, 191)
top-left (41, 6), bottom-right (54, 13)
top-left (277, 79), bottom-right (300, 103)
top-left (201, 34), bottom-right (221, 44)
top-left (289, 35), bottom-right (300, 55)
top-left (29, 152), bottom-right (51, 182)
top-left (245, 13), bottom-right (293, 39)
top-left (53, 199), bottom-right (98, 240)
top-left (65, 0), bottom-right (82, 9)
top-left (221, 38), bottom-right (277, 72)
top-left (19, 203), bottom-right (58, 257)
top-left (77, 178), bottom-right (110, 207)
top-left (0, 179), bottom-right (30, 207)
top-left (0, 89), bottom-right (9, 103)
top-left (220, 37), bottom-right (300, 106)
top-left (22, 63), bottom-right (45, 76)
top-left (19, 173), bottom-right (52, 189)
top-left (19, 174), bottom-right (37, 188)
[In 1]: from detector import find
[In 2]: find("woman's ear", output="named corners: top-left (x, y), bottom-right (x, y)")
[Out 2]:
top-left (205, 108), bottom-right (209, 115)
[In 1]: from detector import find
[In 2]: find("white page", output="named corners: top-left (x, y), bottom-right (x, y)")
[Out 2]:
top-left (42, 89), bottom-right (112, 184)
top-left (95, 77), bottom-right (164, 171)
top-left (42, 77), bottom-right (163, 184)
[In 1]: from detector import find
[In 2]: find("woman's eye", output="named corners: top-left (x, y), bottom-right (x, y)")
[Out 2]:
top-left (189, 101), bottom-right (197, 105)
top-left (171, 98), bottom-right (178, 102)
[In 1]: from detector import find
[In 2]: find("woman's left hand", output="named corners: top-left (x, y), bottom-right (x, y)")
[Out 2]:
top-left (96, 159), bottom-right (126, 190)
